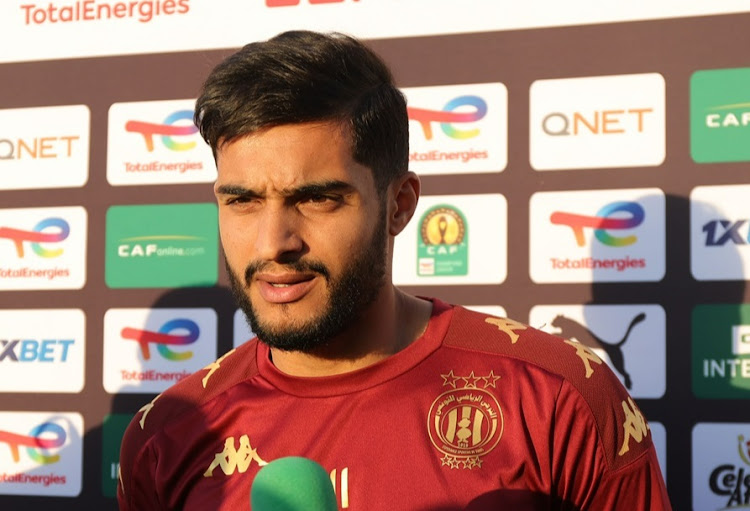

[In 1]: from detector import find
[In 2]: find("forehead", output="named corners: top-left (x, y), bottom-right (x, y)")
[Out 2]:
top-left (215, 122), bottom-right (372, 190)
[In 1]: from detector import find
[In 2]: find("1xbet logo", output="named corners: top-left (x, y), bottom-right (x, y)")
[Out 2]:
top-left (0, 339), bottom-right (74, 362)
top-left (703, 219), bottom-right (750, 246)
top-left (125, 110), bottom-right (198, 152)
top-left (121, 318), bottom-right (199, 361)
top-left (0, 422), bottom-right (65, 464)
top-left (0, 217), bottom-right (69, 258)
top-left (408, 96), bottom-right (488, 140)
top-left (551, 202), bottom-right (644, 247)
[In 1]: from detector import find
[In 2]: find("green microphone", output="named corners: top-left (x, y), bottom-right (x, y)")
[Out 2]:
top-left (250, 456), bottom-right (338, 510)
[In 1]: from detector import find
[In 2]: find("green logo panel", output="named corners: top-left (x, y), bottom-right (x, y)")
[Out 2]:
top-left (106, 203), bottom-right (218, 288)
top-left (691, 67), bottom-right (750, 163)
top-left (692, 304), bottom-right (750, 398)
top-left (101, 413), bottom-right (133, 498)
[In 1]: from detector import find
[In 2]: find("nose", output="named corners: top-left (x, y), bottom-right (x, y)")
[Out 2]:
top-left (253, 205), bottom-right (305, 262)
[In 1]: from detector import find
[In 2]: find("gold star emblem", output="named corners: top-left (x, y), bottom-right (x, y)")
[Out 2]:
top-left (441, 455), bottom-right (462, 469)
top-left (441, 370), bottom-right (461, 388)
top-left (460, 371), bottom-right (482, 388)
top-left (480, 370), bottom-right (501, 389)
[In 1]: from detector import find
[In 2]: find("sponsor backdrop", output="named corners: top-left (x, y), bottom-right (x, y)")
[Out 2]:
top-left (1, 2), bottom-right (750, 509)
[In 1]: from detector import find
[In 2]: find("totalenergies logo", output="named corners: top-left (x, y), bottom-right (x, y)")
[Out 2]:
top-left (551, 201), bottom-right (644, 247)
top-left (0, 217), bottom-right (69, 258)
top-left (0, 422), bottom-right (66, 465)
top-left (408, 96), bottom-right (488, 140)
top-left (125, 110), bottom-right (198, 152)
top-left (121, 318), bottom-right (199, 361)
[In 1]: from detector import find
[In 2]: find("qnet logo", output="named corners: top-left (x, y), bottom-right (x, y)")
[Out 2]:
top-left (530, 73), bottom-right (665, 171)
top-left (530, 188), bottom-right (665, 283)
top-left (103, 308), bottom-right (217, 394)
top-left (0, 412), bottom-right (83, 497)
top-left (0, 309), bottom-right (85, 393)
top-left (0, 105), bottom-right (89, 191)
top-left (0, 207), bottom-right (86, 291)
top-left (107, 99), bottom-right (215, 186)
top-left (402, 83), bottom-right (507, 175)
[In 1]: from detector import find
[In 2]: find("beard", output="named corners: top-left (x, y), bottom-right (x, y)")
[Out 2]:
top-left (226, 213), bottom-right (387, 353)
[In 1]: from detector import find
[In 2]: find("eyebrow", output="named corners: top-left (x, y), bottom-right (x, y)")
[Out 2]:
top-left (215, 180), bottom-right (356, 200)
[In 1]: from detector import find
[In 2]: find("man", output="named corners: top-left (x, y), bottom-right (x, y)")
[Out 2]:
top-left (118, 31), bottom-right (671, 510)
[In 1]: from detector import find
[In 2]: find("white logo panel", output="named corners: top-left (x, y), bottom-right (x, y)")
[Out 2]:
top-left (404, 83), bottom-right (507, 175)
top-left (0, 309), bottom-right (85, 393)
top-left (529, 188), bottom-right (665, 283)
top-left (692, 423), bottom-right (750, 510)
top-left (691, 184), bottom-right (750, 281)
top-left (530, 304), bottom-right (666, 398)
top-left (0, 105), bottom-right (89, 190)
top-left (650, 422), bottom-right (667, 482)
top-left (393, 194), bottom-right (507, 285)
top-left (530, 73), bottom-right (665, 170)
top-left (103, 308), bottom-right (217, 394)
top-left (0, 412), bottom-right (83, 497)
top-left (0, 206), bottom-right (87, 290)
top-left (3, 1), bottom-right (750, 64)
top-left (107, 99), bottom-right (216, 186)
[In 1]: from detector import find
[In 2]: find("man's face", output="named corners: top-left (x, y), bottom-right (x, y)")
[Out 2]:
top-left (215, 122), bottom-right (388, 352)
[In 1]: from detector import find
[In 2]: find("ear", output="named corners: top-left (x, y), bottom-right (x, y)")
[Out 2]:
top-left (387, 171), bottom-right (420, 236)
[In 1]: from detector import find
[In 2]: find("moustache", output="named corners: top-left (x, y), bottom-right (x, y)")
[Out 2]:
top-left (244, 259), bottom-right (331, 285)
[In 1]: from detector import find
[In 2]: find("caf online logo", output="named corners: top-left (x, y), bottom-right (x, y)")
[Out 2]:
top-left (418, 205), bottom-right (468, 276)
top-left (0, 422), bottom-right (65, 464)
top-left (121, 318), bottom-right (199, 361)
top-left (125, 110), bottom-right (198, 152)
top-left (0, 217), bottom-right (69, 257)
top-left (551, 201), bottom-right (644, 247)
top-left (408, 96), bottom-right (487, 140)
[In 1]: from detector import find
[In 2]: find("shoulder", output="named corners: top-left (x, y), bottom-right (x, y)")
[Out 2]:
top-left (443, 306), bottom-right (654, 472)
top-left (117, 340), bottom-right (259, 503)
top-left (125, 339), bottom-right (258, 441)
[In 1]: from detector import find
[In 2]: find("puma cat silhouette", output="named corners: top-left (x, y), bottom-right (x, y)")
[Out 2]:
top-left (551, 313), bottom-right (646, 389)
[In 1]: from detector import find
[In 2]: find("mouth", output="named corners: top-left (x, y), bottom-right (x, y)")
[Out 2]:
top-left (255, 273), bottom-right (318, 304)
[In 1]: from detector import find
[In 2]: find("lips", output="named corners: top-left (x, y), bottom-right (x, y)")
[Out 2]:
top-left (255, 273), bottom-right (317, 304)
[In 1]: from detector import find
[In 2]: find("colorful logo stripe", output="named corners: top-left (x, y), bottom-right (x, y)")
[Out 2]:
top-left (125, 110), bottom-right (198, 152)
top-left (551, 201), bottom-right (644, 247)
top-left (0, 422), bottom-right (66, 464)
top-left (0, 217), bottom-right (69, 258)
top-left (121, 318), bottom-right (199, 361)
top-left (408, 95), bottom-right (487, 140)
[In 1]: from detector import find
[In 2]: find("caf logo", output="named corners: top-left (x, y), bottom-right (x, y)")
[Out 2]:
top-left (417, 205), bottom-right (468, 276)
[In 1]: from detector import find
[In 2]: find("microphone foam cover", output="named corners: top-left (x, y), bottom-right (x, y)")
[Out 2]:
top-left (250, 456), bottom-right (338, 511)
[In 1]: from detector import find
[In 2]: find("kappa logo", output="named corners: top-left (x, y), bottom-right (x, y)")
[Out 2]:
top-left (618, 397), bottom-right (649, 456)
top-left (202, 348), bottom-right (235, 388)
top-left (125, 110), bottom-right (198, 152)
top-left (551, 201), bottom-right (644, 247)
top-left (484, 317), bottom-right (527, 344)
top-left (0, 217), bottom-right (69, 258)
top-left (564, 339), bottom-right (603, 379)
top-left (408, 96), bottom-right (488, 141)
top-left (429, 371), bottom-right (504, 469)
top-left (121, 319), bottom-right (199, 361)
top-left (203, 434), bottom-right (267, 477)
top-left (0, 421), bottom-right (66, 464)
top-left (551, 313), bottom-right (645, 389)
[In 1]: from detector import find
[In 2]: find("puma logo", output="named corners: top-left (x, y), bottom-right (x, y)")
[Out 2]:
top-left (550, 313), bottom-right (645, 389)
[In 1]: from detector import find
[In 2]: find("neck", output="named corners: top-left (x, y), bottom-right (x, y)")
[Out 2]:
top-left (268, 288), bottom-right (432, 377)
